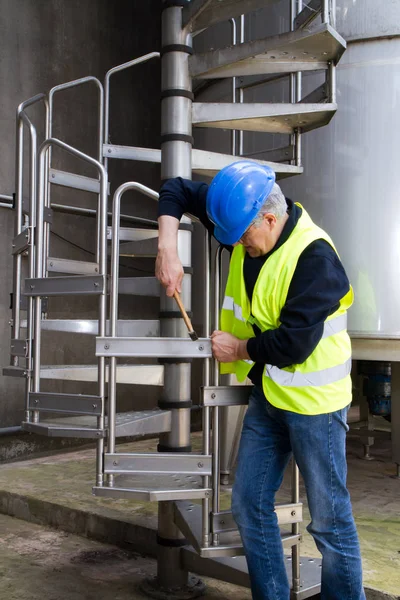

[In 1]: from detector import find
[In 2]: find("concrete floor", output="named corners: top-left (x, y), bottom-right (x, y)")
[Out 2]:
top-left (0, 431), bottom-right (398, 598)
top-left (0, 513), bottom-right (252, 600)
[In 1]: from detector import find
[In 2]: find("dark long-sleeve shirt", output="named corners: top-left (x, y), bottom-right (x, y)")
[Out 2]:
top-left (158, 177), bottom-right (351, 386)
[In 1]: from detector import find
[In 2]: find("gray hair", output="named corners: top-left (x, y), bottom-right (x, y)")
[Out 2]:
top-left (253, 183), bottom-right (287, 225)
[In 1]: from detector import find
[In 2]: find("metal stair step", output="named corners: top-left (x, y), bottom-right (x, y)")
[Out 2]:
top-left (47, 257), bottom-right (99, 275)
top-left (96, 337), bottom-right (212, 359)
top-left (49, 168), bottom-right (110, 194)
top-left (25, 275), bottom-right (105, 296)
top-left (183, 0), bottom-right (278, 33)
top-left (192, 102), bottom-right (337, 134)
top-left (39, 364), bottom-right (164, 385)
top-left (93, 473), bottom-right (211, 502)
top-left (100, 145), bottom-right (302, 177)
top-left (21, 409), bottom-right (172, 439)
top-left (182, 547), bottom-right (322, 597)
top-left (106, 226), bottom-right (158, 242)
top-left (174, 501), bottom-right (300, 559)
top-left (192, 148), bottom-right (302, 178)
top-left (22, 420), bottom-right (104, 439)
top-left (190, 23), bottom-right (346, 79)
top-left (115, 236), bottom-right (158, 258)
top-left (20, 318), bottom-right (160, 337)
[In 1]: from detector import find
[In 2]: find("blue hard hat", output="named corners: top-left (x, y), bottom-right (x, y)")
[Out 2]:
top-left (206, 161), bottom-right (276, 245)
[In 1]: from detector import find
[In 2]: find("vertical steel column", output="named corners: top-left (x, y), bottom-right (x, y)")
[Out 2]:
top-left (12, 118), bottom-right (24, 368)
top-left (238, 14), bottom-right (245, 156)
top-left (156, 1), bottom-right (199, 594)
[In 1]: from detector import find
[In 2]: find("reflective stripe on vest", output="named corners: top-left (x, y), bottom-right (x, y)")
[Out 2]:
top-left (222, 295), bottom-right (246, 322)
top-left (265, 357), bottom-right (352, 388)
top-left (222, 298), bottom-right (348, 339)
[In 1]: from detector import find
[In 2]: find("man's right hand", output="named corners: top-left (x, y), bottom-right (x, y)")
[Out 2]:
top-left (156, 247), bottom-right (183, 297)
top-left (156, 215), bottom-right (183, 297)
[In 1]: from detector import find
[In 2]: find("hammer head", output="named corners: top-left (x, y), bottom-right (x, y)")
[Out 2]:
top-left (189, 330), bottom-right (199, 341)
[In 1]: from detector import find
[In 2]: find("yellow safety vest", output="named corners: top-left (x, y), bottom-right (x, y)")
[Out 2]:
top-left (220, 204), bottom-right (354, 415)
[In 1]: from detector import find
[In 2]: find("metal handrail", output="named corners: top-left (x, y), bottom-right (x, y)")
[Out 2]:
top-left (107, 182), bottom-right (159, 472)
top-left (48, 77), bottom-right (104, 263)
top-left (35, 138), bottom-right (108, 486)
top-left (103, 52), bottom-right (160, 169)
top-left (48, 77), bottom-right (104, 162)
top-left (13, 94), bottom-right (49, 428)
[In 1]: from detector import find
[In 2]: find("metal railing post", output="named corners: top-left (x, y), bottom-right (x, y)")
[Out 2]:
top-left (202, 231), bottom-right (212, 548)
top-left (15, 94), bottom-right (48, 423)
top-left (35, 138), bottom-right (108, 485)
top-left (212, 245), bottom-right (223, 546)
top-left (47, 77), bottom-right (104, 264)
top-left (103, 52), bottom-right (160, 171)
top-left (108, 182), bottom-right (159, 486)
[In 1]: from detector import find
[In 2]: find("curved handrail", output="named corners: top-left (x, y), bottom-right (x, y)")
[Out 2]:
top-left (104, 52), bottom-right (160, 155)
top-left (107, 182), bottom-right (159, 455)
top-left (48, 76), bottom-right (104, 162)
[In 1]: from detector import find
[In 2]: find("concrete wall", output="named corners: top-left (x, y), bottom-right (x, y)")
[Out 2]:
top-left (0, 0), bottom-right (161, 428)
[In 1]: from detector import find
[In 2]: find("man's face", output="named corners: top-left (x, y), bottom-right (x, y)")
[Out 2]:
top-left (233, 213), bottom-right (278, 257)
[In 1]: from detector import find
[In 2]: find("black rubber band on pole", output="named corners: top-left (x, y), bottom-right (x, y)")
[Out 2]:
top-left (161, 44), bottom-right (193, 57)
top-left (158, 357), bottom-right (193, 365)
top-left (157, 443), bottom-right (192, 453)
top-left (161, 133), bottom-right (194, 144)
top-left (178, 222), bottom-right (194, 232)
top-left (161, 89), bottom-right (194, 101)
top-left (159, 310), bottom-right (193, 319)
top-left (158, 399), bottom-right (193, 410)
top-left (156, 535), bottom-right (188, 548)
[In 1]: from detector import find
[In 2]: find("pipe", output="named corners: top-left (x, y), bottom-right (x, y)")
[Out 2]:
top-left (0, 426), bottom-right (23, 437)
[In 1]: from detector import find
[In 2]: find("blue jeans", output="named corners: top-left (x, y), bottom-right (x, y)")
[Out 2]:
top-left (232, 386), bottom-right (365, 600)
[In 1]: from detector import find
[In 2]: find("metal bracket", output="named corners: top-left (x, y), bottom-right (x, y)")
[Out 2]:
top-left (10, 339), bottom-right (28, 357)
top-left (211, 503), bottom-right (303, 534)
top-left (25, 275), bottom-right (105, 296)
top-left (201, 386), bottom-right (251, 407)
top-left (12, 229), bottom-right (31, 255)
top-left (96, 337), bottom-right (212, 358)
top-left (104, 453), bottom-right (212, 475)
top-left (28, 392), bottom-right (103, 415)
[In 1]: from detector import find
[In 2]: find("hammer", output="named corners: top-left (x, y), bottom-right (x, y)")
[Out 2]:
top-left (173, 290), bottom-right (198, 341)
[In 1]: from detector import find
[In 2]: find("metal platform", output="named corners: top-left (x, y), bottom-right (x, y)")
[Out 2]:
top-left (93, 473), bottom-right (211, 502)
top-left (190, 23), bottom-right (346, 79)
top-left (192, 102), bottom-right (337, 134)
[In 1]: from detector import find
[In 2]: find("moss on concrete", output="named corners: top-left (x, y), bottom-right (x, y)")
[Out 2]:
top-left (0, 433), bottom-right (398, 595)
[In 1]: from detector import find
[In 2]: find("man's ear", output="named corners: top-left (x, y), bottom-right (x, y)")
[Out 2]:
top-left (264, 212), bottom-right (277, 227)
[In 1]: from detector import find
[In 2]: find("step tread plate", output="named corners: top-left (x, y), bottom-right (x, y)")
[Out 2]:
top-left (174, 500), bottom-right (299, 558)
top-left (40, 364), bottom-right (164, 385)
top-left (185, 0), bottom-right (279, 33)
top-left (93, 474), bottom-right (210, 502)
top-left (192, 148), bottom-right (302, 178)
top-left (190, 23), bottom-right (346, 79)
top-left (192, 102), bottom-right (337, 134)
top-left (21, 409), bottom-right (171, 439)
top-left (181, 547), bottom-right (321, 598)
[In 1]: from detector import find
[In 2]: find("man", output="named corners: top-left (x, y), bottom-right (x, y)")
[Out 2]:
top-left (156, 161), bottom-right (365, 600)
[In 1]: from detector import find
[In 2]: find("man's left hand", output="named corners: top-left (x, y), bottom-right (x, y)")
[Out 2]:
top-left (211, 331), bottom-right (250, 363)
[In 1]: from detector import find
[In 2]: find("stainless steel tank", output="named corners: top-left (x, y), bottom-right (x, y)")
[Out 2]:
top-left (281, 0), bottom-right (400, 338)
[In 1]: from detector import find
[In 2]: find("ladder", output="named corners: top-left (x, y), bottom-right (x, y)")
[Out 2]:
top-left (4, 0), bottom-right (345, 596)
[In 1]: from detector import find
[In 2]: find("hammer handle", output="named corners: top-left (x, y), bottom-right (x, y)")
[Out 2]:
top-left (173, 291), bottom-right (194, 333)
